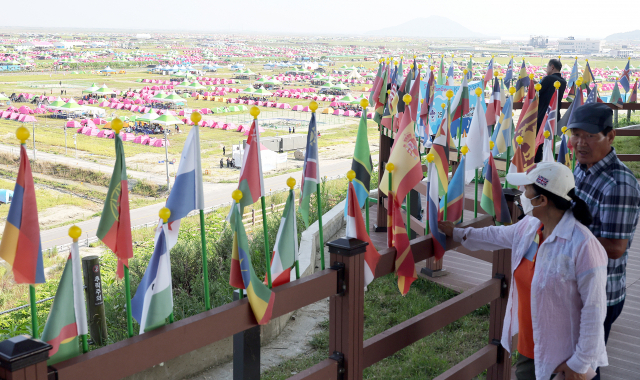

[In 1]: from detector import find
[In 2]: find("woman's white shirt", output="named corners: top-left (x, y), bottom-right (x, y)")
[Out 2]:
top-left (453, 212), bottom-right (608, 380)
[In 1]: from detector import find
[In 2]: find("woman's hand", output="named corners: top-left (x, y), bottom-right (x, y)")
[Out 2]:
top-left (437, 221), bottom-right (455, 237)
top-left (553, 362), bottom-right (587, 380)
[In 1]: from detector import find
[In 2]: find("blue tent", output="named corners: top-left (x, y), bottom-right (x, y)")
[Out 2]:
top-left (0, 189), bottom-right (13, 204)
top-left (100, 66), bottom-right (116, 73)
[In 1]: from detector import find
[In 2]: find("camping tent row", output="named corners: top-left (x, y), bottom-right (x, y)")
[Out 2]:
top-left (74, 126), bottom-right (169, 147)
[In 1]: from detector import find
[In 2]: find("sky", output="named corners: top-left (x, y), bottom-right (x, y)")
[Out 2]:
top-left (2, 0), bottom-right (638, 39)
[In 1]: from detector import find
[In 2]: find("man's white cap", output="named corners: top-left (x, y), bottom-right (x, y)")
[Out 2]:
top-left (506, 162), bottom-right (574, 201)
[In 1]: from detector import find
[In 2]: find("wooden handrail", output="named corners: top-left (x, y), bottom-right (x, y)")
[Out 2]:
top-left (434, 344), bottom-right (499, 380)
top-left (286, 358), bottom-right (339, 380)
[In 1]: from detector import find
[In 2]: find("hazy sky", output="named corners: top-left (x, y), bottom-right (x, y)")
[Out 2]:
top-left (2, 0), bottom-right (638, 39)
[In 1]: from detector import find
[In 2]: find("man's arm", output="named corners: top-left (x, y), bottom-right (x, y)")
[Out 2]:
top-left (598, 183), bottom-right (640, 260)
top-left (596, 237), bottom-right (628, 260)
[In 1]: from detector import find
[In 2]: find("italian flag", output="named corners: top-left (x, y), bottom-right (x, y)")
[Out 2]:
top-left (96, 134), bottom-right (133, 279)
top-left (41, 241), bottom-right (88, 365)
top-left (267, 190), bottom-right (298, 287)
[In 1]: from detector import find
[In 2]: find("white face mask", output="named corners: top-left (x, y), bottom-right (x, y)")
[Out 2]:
top-left (521, 194), bottom-right (541, 216)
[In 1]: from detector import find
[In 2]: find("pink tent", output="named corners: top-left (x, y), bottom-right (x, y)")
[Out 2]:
top-left (236, 125), bottom-right (244, 132)
top-left (33, 108), bottom-right (46, 114)
top-left (120, 133), bottom-right (135, 142)
top-left (83, 128), bottom-right (96, 136)
top-left (85, 119), bottom-right (96, 128)
top-left (93, 118), bottom-right (107, 125)
top-left (133, 135), bottom-right (150, 145)
top-left (152, 139), bottom-right (168, 147)
top-left (292, 105), bottom-right (303, 111)
top-left (76, 127), bottom-right (83, 133)
top-left (130, 105), bottom-right (139, 112)
top-left (17, 114), bottom-right (26, 122)
top-left (10, 113), bottom-right (19, 120)
top-left (67, 120), bottom-right (82, 128)
top-left (344, 110), bottom-right (356, 117)
top-left (279, 103), bottom-right (291, 109)
top-left (243, 125), bottom-right (265, 135)
top-left (18, 106), bottom-right (31, 114)
top-left (200, 108), bottom-right (210, 114)
top-left (333, 109), bottom-right (344, 116)
top-left (96, 130), bottom-right (113, 138)
top-left (302, 106), bottom-right (311, 112)
top-left (99, 101), bottom-right (110, 107)
top-left (1, 111), bottom-right (10, 118)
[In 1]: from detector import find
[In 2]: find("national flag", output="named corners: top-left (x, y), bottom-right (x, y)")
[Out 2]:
top-left (483, 58), bottom-right (494, 90)
top-left (346, 181), bottom-right (380, 288)
top-left (481, 154), bottom-right (511, 225)
top-left (562, 86), bottom-right (584, 151)
top-left (584, 84), bottom-right (598, 104)
top-left (513, 61), bottom-right (530, 103)
top-left (439, 155), bottom-right (465, 224)
top-left (396, 60), bottom-right (404, 86)
top-left (514, 92), bottom-right (538, 171)
top-left (267, 190), bottom-right (298, 287)
top-left (567, 58), bottom-right (579, 88)
top-left (620, 59), bottom-right (631, 93)
top-left (387, 67), bottom-right (399, 116)
top-left (509, 144), bottom-right (525, 174)
top-left (345, 110), bottom-right (373, 212)
top-left (300, 113), bottom-right (319, 227)
top-left (165, 125), bottom-right (204, 224)
top-left (430, 111), bottom-right (453, 196)
top-left (0, 145), bottom-right (45, 284)
top-left (557, 134), bottom-right (571, 168)
top-left (96, 133), bottom-right (132, 279)
top-left (450, 75), bottom-right (470, 138)
top-left (491, 96), bottom-right (514, 155)
top-left (427, 162), bottom-right (446, 260)
top-left (373, 70), bottom-right (388, 124)
top-left (235, 119), bottom-right (265, 214)
top-left (565, 84), bottom-right (576, 103)
top-left (437, 56), bottom-right (446, 85)
top-left (486, 78), bottom-right (501, 126)
top-left (582, 60), bottom-right (595, 88)
top-left (504, 57), bottom-right (514, 85)
top-left (368, 62), bottom-right (384, 106)
top-left (535, 91), bottom-right (558, 153)
top-left (229, 202), bottom-right (275, 325)
top-left (131, 223), bottom-right (173, 334)
top-left (514, 77), bottom-right (537, 142)
top-left (419, 70), bottom-right (435, 125)
top-left (465, 95), bottom-right (490, 184)
top-left (41, 241), bottom-right (87, 365)
top-left (610, 80), bottom-right (624, 108)
top-left (466, 57), bottom-right (473, 81)
top-left (379, 111), bottom-right (422, 203)
top-left (395, 68), bottom-right (410, 116)
top-left (389, 192), bottom-right (417, 295)
top-left (446, 63), bottom-right (454, 86)
top-left (407, 69), bottom-right (421, 122)
top-left (629, 80), bottom-right (638, 103)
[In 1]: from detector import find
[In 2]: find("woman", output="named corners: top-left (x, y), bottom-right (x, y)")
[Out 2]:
top-left (439, 162), bottom-right (607, 380)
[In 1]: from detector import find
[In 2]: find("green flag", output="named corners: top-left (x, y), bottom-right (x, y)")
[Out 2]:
top-left (348, 112), bottom-right (373, 211)
top-left (373, 70), bottom-right (388, 125)
top-left (438, 57), bottom-right (445, 85)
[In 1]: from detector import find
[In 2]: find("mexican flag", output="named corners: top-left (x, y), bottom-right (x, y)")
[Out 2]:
top-left (96, 134), bottom-right (133, 279)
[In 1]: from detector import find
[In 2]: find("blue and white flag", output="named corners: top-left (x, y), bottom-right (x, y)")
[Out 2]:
top-left (585, 84), bottom-right (598, 104)
top-left (568, 58), bottom-right (579, 88)
top-left (504, 57), bottom-right (514, 85)
top-left (131, 224), bottom-right (173, 334)
top-left (619, 59), bottom-right (631, 93)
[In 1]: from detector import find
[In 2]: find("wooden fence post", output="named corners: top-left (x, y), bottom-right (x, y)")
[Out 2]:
top-left (327, 238), bottom-right (368, 380)
top-left (251, 209), bottom-right (255, 226)
top-left (0, 335), bottom-right (51, 380)
top-left (486, 188), bottom-right (521, 380)
top-left (232, 290), bottom-right (260, 380)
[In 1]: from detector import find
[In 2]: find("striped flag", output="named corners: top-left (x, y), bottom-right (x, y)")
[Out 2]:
top-left (368, 63), bottom-right (384, 106)
top-left (509, 144), bottom-right (525, 174)
top-left (557, 134), bottom-right (571, 168)
top-left (450, 75), bottom-right (470, 138)
top-left (373, 70), bottom-right (388, 124)
top-left (427, 162), bottom-right (446, 260)
top-left (345, 110), bottom-right (373, 212)
top-left (430, 112), bottom-right (453, 196)
top-left (346, 181), bottom-right (380, 288)
top-left (439, 155), bottom-right (465, 225)
top-left (299, 113), bottom-right (319, 227)
top-left (465, 95), bottom-right (490, 184)
top-left (481, 154), bottom-right (511, 225)
top-left (515, 92), bottom-right (538, 171)
top-left (504, 57), bottom-right (514, 85)
top-left (513, 61), bottom-right (529, 103)
top-left (96, 133), bottom-right (132, 279)
top-left (267, 190), bottom-right (298, 287)
top-left (437, 56), bottom-right (446, 85)
top-left (41, 241), bottom-right (87, 365)
top-left (629, 80), bottom-right (638, 103)
top-left (390, 192), bottom-right (417, 295)
top-left (483, 58), bottom-right (494, 90)
top-left (486, 78), bottom-right (501, 126)
top-left (491, 96), bottom-right (514, 155)
top-left (236, 119), bottom-right (265, 213)
top-left (131, 223), bottom-right (173, 334)
top-left (582, 60), bottom-right (595, 88)
top-left (567, 58), bottom-right (579, 89)
top-left (535, 91), bottom-right (558, 153)
top-left (0, 145), bottom-right (45, 284)
top-left (229, 201), bottom-right (275, 325)
top-left (166, 125), bottom-right (204, 223)
top-left (419, 70), bottom-right (435, 125)
top-left (466, 57), bottom-right (474, 81)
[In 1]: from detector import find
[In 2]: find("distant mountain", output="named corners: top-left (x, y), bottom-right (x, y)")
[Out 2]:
top-left (605, 30), bottom-right (640, 41)
top-left (366, 16), bottom-right (488, 39)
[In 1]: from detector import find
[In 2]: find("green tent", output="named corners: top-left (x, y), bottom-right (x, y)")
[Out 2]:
top-left (228, 106), bottom-right (240, 112)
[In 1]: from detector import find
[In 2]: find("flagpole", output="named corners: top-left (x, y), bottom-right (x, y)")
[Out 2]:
top-left (231, 192), bottom-right (244, 300)
top-left (404, 94), bottom-right (413, 237)
top-left (361, 99), bottom-right (371, 236)
top-left (474, 169), bottom-right (478, 218)
top-left (286, 177), bottom-right (301, 280)
top-left (552, 81), bottom-right (561, 158)
top-left (504, 87), bottom-right (516, 189)
top-left (309, 102), bottom-right (325, 271)
top-left (443, 91), bottom-right (454, 221)
top-left (68, 226), bottom-right (89, 353)
top-left (456, 70), bottom-right (467, 164)
top-left (158, 207), bottom-right (174, 324)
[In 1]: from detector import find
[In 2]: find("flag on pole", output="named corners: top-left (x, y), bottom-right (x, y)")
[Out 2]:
top-left (439, 155), bottom-right (465, 224)
top-left (450, 75), bottom-right (469, 138)
top-left (568, 58), bottom-right (579, 88)
top-left (346, 181), bottom-right (380, 288)
top-left (96, 133), bottom-right (133, 279)
top-left (299, 113), bottom-right (319, 227)
top-left (481, 154), bottom-right (511, 225)
top-left (0, 145), bottom-right (45, 284)
top-left (513, 61), bottom-right (530, 103)
top-left (379, 111), bottom-right (422, 204)
top-left (407, 69), bottom-right (421, 122)
top-left (620, 59), bottom-right (631, 93)
top-left (373, 70), bottom-right (388, 124)
top-left (483, 58), bottom-right (494, 90)
top-left (629, 80), bottom-right (638, 103)
top-left (437, 56), bottom-right (445, 85)
top-left (427, 162), bottom-right (446, 260)
top-left (229, 202), bottom-right (275, 325)
top-left (346, 109), bottom-right (373, 212)
top-left (389, 192), bottom-right (417, 295)
top-left (369, 63), bottom-right (384, 106)
top-left (584, 84), bottom-right (598, 104)
top-left (610, 80), bottom-right (624, 108)
top-left (41, 242), bottom-right (87, 365)
top-left (131, 223), bottom-right (173, 334)
top-left (504, 57), bottom-right (514, 85)
top-left (267, 190), bottom-right (298, 287)
top-left (535, 92), bottom-right (558, 153)
top-left (166, 125), bottom-right (204, 223)
top-left (466, 57), bottom-right (473, 80)
top-left (582, 60), bottom-right (595, 88)
top-left (509, 144), bottom-right (525, 174)
top-left (491, 96), bottom-right (514, 155)
top-left (557, 134), bottom-right (571, 168)
top-left (486, 78), bottom-right (501, 126)
top-left (420, 70), bottom-right (435, 125)
top-left (465, 95), bottom-right (490, 184)
top-left (430, 112), bottom-right (452, 196)
top-left (446, 64), bottom-right (454, 86)
top-left (514, 92), bottom-right (538, 171)
top-left (236, 119), bottom-right (265, 213)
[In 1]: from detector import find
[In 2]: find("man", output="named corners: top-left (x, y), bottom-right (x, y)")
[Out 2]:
top-left (535, 59), bottom-right (567, 162)
top-left (569, 103), bottom-right (640, 380)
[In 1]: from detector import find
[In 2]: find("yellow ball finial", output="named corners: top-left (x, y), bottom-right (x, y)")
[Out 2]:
top-left (558, 55), bottom-right (561, 60)
top-left (403, 94), bottom-right (412, 104)
top-left (509, 86), bottom-right (516, 95)
top-left (360, 98), bottom-right (369, 108)
top-left (575, 56), bottom-right (578, 60)
top-left (385, 162), bottom-right (395, 172)
top-left (286, 177), bottom-right (296, 189)
top-left (159, 207), bottom-right (171, 223)
top-left (463, 69), bottom-right (468, 74)
top-left (346, 170), bottom-right (356, 182)
top-left (516, 136), bottom-right (523, 145)
top-left (561, 126), bottom-right (568, 134)
top-left (494, 70), bottom-right (499, 76)
top-left (445, 90), bottom-right (454, 99)
top-left (413, 54), bottom-right (416, 59)
top-left (190, 111), bottom-right (202, 124)
top-left (232, 189), bottom-right (243, 202)
top-left (426, 153), bottom-right (435, 163)
top-left (420, 99), bottom-right (424, 104)
top-left (534, 83), bottom-right (542, 91)
top-left (491, 55), bottom-right (494, 58)
top-left (474, 87), bottom-right (483, 96)
top-left (489, 141), bottom-right (495, 150)
top-left (410, 64), bottom-right (414, 69)
top-left (250, 106), bottom-right (260, 119)
top-left (418, 64), bottom-right (423, 69)
top-left (554, 81), bottom-right (561, 89)
top-left (16, 126), bottom-right (29, 144)
top-left (430, 65), bottom-right (434, 71)
top-left (309, 101), bottom-right (318, 112)
top-left (68, 225), bottom-right (82, 240)
top-left (460, 145), bottom-right (469, 155)
top-left (393, 60), bottom-right (398, 66)
top-left (111, 117), bottom-right (123, 133)
top-left (576, 77), bottom-right (583, 86)
top-left (441, 103), bottom-right (446, 109)
top-left (585, 59), bottom-right (588, 62)
top-left (529, 73), bottom-right (534, 80)
top-left (401, 55), bottom-right (404, 60)
top-left (543, 130), bottom-right (551, 139)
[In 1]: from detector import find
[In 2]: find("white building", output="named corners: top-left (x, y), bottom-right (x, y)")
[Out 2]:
top-left (136, 34), bottom-right (151, 39)
top-left (558, 37), bottom-right (602, 54)
top-left (609, 48), bottom-right (634, 58)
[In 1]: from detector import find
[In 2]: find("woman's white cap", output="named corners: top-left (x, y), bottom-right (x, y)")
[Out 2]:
top-left (506, 162), bottom-right (574, 201)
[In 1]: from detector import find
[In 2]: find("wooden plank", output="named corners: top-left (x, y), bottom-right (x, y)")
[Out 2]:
top-left (615, 129), bottom-right (640, 137)
top-left (618, 154), bottom-right (640, 162)
top-left (287, 359), bottom-right (338, 380)
top-left (362, 278), bottom-right (501, 368)
top-left (434, 344), bottom-right (498, 380)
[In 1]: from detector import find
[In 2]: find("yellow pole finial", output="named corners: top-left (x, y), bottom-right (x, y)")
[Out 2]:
top-left (516, 136), bottom-right (523, 145)
top-left (309, 101), bottom-right (318, 113)
top-left (561, 126), bottom-right (568, 134)
top-left (232, 189), bottom-right (243, 202)
top-left (426, 153), bottom-right (434, 163)
top-left (474, 87), bottom-right (482, 96)
top-left (403, 94), bottom-right (412, 104)
top-left (543, 130), bottom-right (551, 139)
top-left (508, 86), bottom-right (516, 96)
top-left (385, 162), bottom-right (395, 172)
top-left (16, 126), bottom-right (29, 144)
top-left (489, 141), bottom-right (495, 150)
top-left (286, 177), bottom-right (296, 189)
top-left (190, 111), bottom-right (202, 124)
top-left (445, 90), bottom-right (454, 99)
top-left (534, 83), bottom-right (542, 91)
top-left (554, 81), bottom-right (561, 89)
top-left (360, 98), bottom-right (369, 108)
top-left (346, 170), bottom-right (356, 182)
top-left (111, 117), bottom-right (123, 133)
top-left (159, 207), bottom-right (171, 223)
top-left (250, 106), bottom-right (260, 119)
top-left (460, 145), bottom-right (469, 155)
top-left (68, 225), bottom-right (82, 241)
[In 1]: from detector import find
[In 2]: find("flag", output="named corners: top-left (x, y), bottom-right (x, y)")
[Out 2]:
top-left (386, 67), bottom-right (399, 116)
top-left (620, 59), bottom-right (631, 93)
top-left (0, 145), bottom-right (45, 284)
top-left (407, 69), bottom-right (421, 122)
top-left (379, 111), bottom-right (422, 203)
top-left (629, 80), bottom-right (638, 103)
top-left (440, 155), bottom-right (465, 224)
top-left (535, 92), bottom-right (558, 153)
top-left (229, 202), bottom-right (275, 325)
top-left (465, 95), bottom-right (490, 184)
top-left (430, 112), bottom-right (453, 196)
top-left (481, 154), bottom-right (511, 225)
top-left (582, 60), bottom-right (595, 88)
top-left (131, 223), bottom-right (173, 334)
top-left (346, 111), bottom-right (373, 211)
top-left (483, 58), bottom-right (494, 90)
top-left (299, 113), bottom-right (319, 227)
top-left (514, 93), bottom-right (538, 171)
top-left (509, 144), bottom-right (525, 174)
top-left (437, 56), bottom-right (445, 85)
top-left (389, 191), bottom-right (417, 295)
top-left (96, 134), bottom-right (132, 279)
top-left (427, 162), bottom-right (446, 260)
top-left (450, 75), bottom-right (469, 138)
top-left (267, 190), bottom-right (298, 287)
top-left (446, 63), bottom-right (454, 86)
top-left (486, 78), bottom-right (501, 126)
top-left (584, 84), bottom-right (598, 104)
top-left (236, 119), bottom-right (265, 213)
top-left (41, 241), bottom-right (87, 365)
top-left (166, 125), bottom-right (204, 223)
top-left (466, 57), bottom-right (473, 81)
top-left (513, 61), bottom-right (529, 103)
top-left (504, 57), bottom-right (514, 85)
top-left (514, 77), bottom-right (537, 143)
top-left (420, 70), bottom-right (435, 125)
top-left (491, 96), bottom-right (514, 155)
top-left (373, 69), bottom-right (388, 124)
top-left (610, 80), bottom-right (624, 108)
top-left (346, 182), bottom-right (380, 288)
top-left (567, 58), bottom-right (579, 88)
top-left (369, 63), bottom-right (384, 106)
top-left (565, 84), bottom-right (576, 103)
top-left (557, 134), bottom-right (571, 168)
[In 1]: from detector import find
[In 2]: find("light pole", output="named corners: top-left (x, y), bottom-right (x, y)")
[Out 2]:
top-left (164, 129), bottom-right (170, 191)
